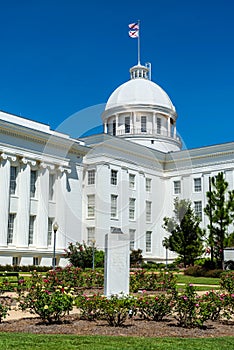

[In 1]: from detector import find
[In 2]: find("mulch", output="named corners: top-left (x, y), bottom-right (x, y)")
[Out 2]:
top-left (1, 314), bottom-right (234, 338)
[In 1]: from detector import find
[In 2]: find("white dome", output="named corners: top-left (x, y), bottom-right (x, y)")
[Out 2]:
top-left (105, 78), bottom-right (175, 112)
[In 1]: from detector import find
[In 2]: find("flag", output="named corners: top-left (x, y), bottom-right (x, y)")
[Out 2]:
top-left (128, 30), bottom-right (139, 38)
top-left (128, 22), bottom-right (139, 30)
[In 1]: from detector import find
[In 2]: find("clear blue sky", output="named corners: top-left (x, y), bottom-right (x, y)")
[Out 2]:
top-left (0, 0), bottom-right (233, 149)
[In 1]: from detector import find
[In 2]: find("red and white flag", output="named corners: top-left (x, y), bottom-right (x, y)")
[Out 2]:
top-left (128, 22), bottom-right (139, 30)
top-left (128, 30), bottom-right (139, 38)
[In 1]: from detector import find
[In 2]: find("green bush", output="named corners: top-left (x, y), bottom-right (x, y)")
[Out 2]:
top-left (220, 271), bottom-right (234, 293)
top-left (184, 266), bottom-right (223, 278)
top-left (137, 293), bottom-right (173, 321)
top-left (130, 270), bottom-right (177, 292)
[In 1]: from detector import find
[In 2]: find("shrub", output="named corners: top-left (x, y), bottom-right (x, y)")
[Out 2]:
top-left (75, 294), bottom-right (102, 321)
top-left (173, 284), bottom-right (213, 328)
top-left (17, 281), bottom-right (74, 324)
top-left (0, 296), bottom-right (12, 323)
top-left (220, 271), bottom-right (234, 293)
top-left (184, 266), bottom-right (223, 278)
top-left (200, 291), bottom-right (230, 321)
top-left (137, 293), bottom-right (173, 321)
top-left (130, 270), bottom-right (176, 292)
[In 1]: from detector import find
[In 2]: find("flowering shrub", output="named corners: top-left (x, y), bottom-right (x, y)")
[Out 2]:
top-left (17, 274), bottom-right (74, 324)
top-left (75, 293), bottom-right (136, 327)
top-left (173, 284), bottom-right (213, 328)
top-left (75, 294), bottom-right (102, 321)
top-left (200, 291), bottom-right (230, 321)
top-left (0, 296), bottom-right (12, 323)
top-left (137, 293), bottom-right (173, 321)
top-left (130, 270), bottom-right (176, 292)
top-left (220, 271), bottom-right (234, 293)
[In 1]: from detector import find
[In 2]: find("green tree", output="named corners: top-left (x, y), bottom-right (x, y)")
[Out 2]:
top-left (163, 198), bottom-right (204, 268)
top-left (64, 241), bottom-right (104, 269)
top-left (130, 249), bottom-right (143, 267)
top-left (204, 172), bottom-right (234, 269)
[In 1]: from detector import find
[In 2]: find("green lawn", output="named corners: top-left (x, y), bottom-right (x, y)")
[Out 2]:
top-left (0, 333), bottom-right (233, 350)
top-left (175, 274), bottom-right (220, 286)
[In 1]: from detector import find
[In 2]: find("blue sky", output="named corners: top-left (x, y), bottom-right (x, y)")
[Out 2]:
top-left (0, 0), bottom-right (233, 149)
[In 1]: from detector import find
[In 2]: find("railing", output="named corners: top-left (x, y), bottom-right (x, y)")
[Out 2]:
top-left (109, 128), bottom-right (181, 142)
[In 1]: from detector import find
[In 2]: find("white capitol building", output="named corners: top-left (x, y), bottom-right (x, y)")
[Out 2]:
top-left (0, 62), bottom-right (233, 266)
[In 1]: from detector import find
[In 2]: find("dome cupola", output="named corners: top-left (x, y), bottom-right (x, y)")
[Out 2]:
top-left (102, 63), bottom-right (181, 153)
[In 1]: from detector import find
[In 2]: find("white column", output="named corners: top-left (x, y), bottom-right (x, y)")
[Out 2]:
top-left (153, 113), bottom-right (156, 134)
top-left (104, 122), bottom-right (107, 134)
top-left (0, 157), bottom-right (10, 246)
top-left (55, 171), bottom-right (66, 249)
top-left (17, 162), bottom-right (31, 247)
top-left (115, 114), bottom-right (119, 135)
top-left (36, 166), bottom-right (49, 248)
top-left (167, 117), bottom-right (171, 137)
top-left (173, 124), bottom-right (177, 138)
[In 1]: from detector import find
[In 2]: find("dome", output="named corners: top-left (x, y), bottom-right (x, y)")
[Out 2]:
top-left (105, 78), bottom-right (175, 112)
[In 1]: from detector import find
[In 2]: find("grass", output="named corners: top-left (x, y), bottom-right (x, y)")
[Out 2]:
top-left (175, 274), bottom-right (220, 286)
top-left (0, 333), bottom-right (233, 350)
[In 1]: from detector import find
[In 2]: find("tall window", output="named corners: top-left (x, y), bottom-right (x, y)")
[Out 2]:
top-left (129, 174), bottom-right (135, 189)
top-left (125, 116), bottom-right (130, 133)
top-left (28, 215), bottom-right (35, 245)
top-left (194, 201), bottom-right (202, 220)
top-left (49, 174), bottom-right (55, 201)
top-left (146, 231), bottom-right (152, 253)
top-left (129, 198), bottom-right (136, 220)
top-left (33, 257), bottom-right (39, 266)
top-left (129, 229), bottom-right (135, 250)
top-left (87, 194), bottom-right (95, 217)
top-left (47, 217), bottom-right (53, 246)
top-left (174, 180), bottom-right (181, 194)
top-left (111, 194), bottom-right (118, 218)
top-left (12, 257), bottom-right (19, 266)
top-left (157, 117), bottom-right (161, 134)
top-left (113, 120), bottom-right (116, 136)
top-left (10, 166), bottom-right (17, 195)
top-left (7, 213), bottom-right (15, 244)
top-left (194, 178), bottom-right (202, 192)
top-left (87, 227), bottom-right (95, 245)
top-left (141, 116), bottom-right (147, 132)
top-left (88, 170), bottom-right (95, 185)
top-left (146, 201), bottom-right (152, 222)
top-left (111, 169), bottom-right (118, 185)
top-left (146, 178), bottom-right (151, 192)
top-left (30, 170), bottom-right (37, 198)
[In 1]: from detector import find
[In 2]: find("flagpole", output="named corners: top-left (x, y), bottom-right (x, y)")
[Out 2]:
top-left (138, 20), bottom-right (140, 65)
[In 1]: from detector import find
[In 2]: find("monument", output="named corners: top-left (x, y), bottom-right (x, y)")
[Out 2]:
top-left (104, 228), bottom-right (130, 297)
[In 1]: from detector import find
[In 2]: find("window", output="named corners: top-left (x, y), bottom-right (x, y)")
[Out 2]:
top-left (157, 117), bottom-right (161, 134)
top-left (87, 227), bottom-right (95, 245)
top-left (146, 231), bottom-right (152, 253)
top-left (10, 166), bottom-right (17, 195)
top-left (30, 170), bottom-right (37, 198)
top-left (194, 201), bottom-right (202, 220)
top-left (48, 218), bottom-right (53, 246)
top-left (7, 213), bottom-right (15, 244)
top-left (146, 201), bottom-right (152, 222)
top-left (129, 174), bottom-right (135, 189)
top-left (129, 229), bottom-right (135, 250)
top-left (87, 194), bottom-right (95, 217)
top-left (146, 178), bottom-right (151, 192)
top-left (111, 169), bottom-right (118, 185)
top-left (141, 116), bottom-right (147, 132)
top-left (12, 257), bottom-right (19, 266)
top-left (111, 194), bottom-right (118, 218)
top-left (88, 170), bottom-right (95, 185)
top-left (174, 180), bottom-right (181, 194)
top-left (33, 257), bottom-right (39, 266)
top-left (113, 120), bottom-right (116, 136)
top-left (49, 174), bottom-right (55, 200)
top-left (129, 198), bottom-right (136, 220)
top-left (194, 178), bottom-right (202, 192)
top-left (28, 215), bottom-right (35, 245)
top-left (125, 116), bottom-right (130, 133)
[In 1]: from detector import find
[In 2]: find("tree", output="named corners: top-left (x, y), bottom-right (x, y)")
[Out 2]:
top-left (163, 198), bottom-right (204, 268)
top-left (204, 172), bottom-right (234, 269)
top-left (64, 241), bottom-right (104, 268)
top-left (130, 249), bottom-right (143, 267)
